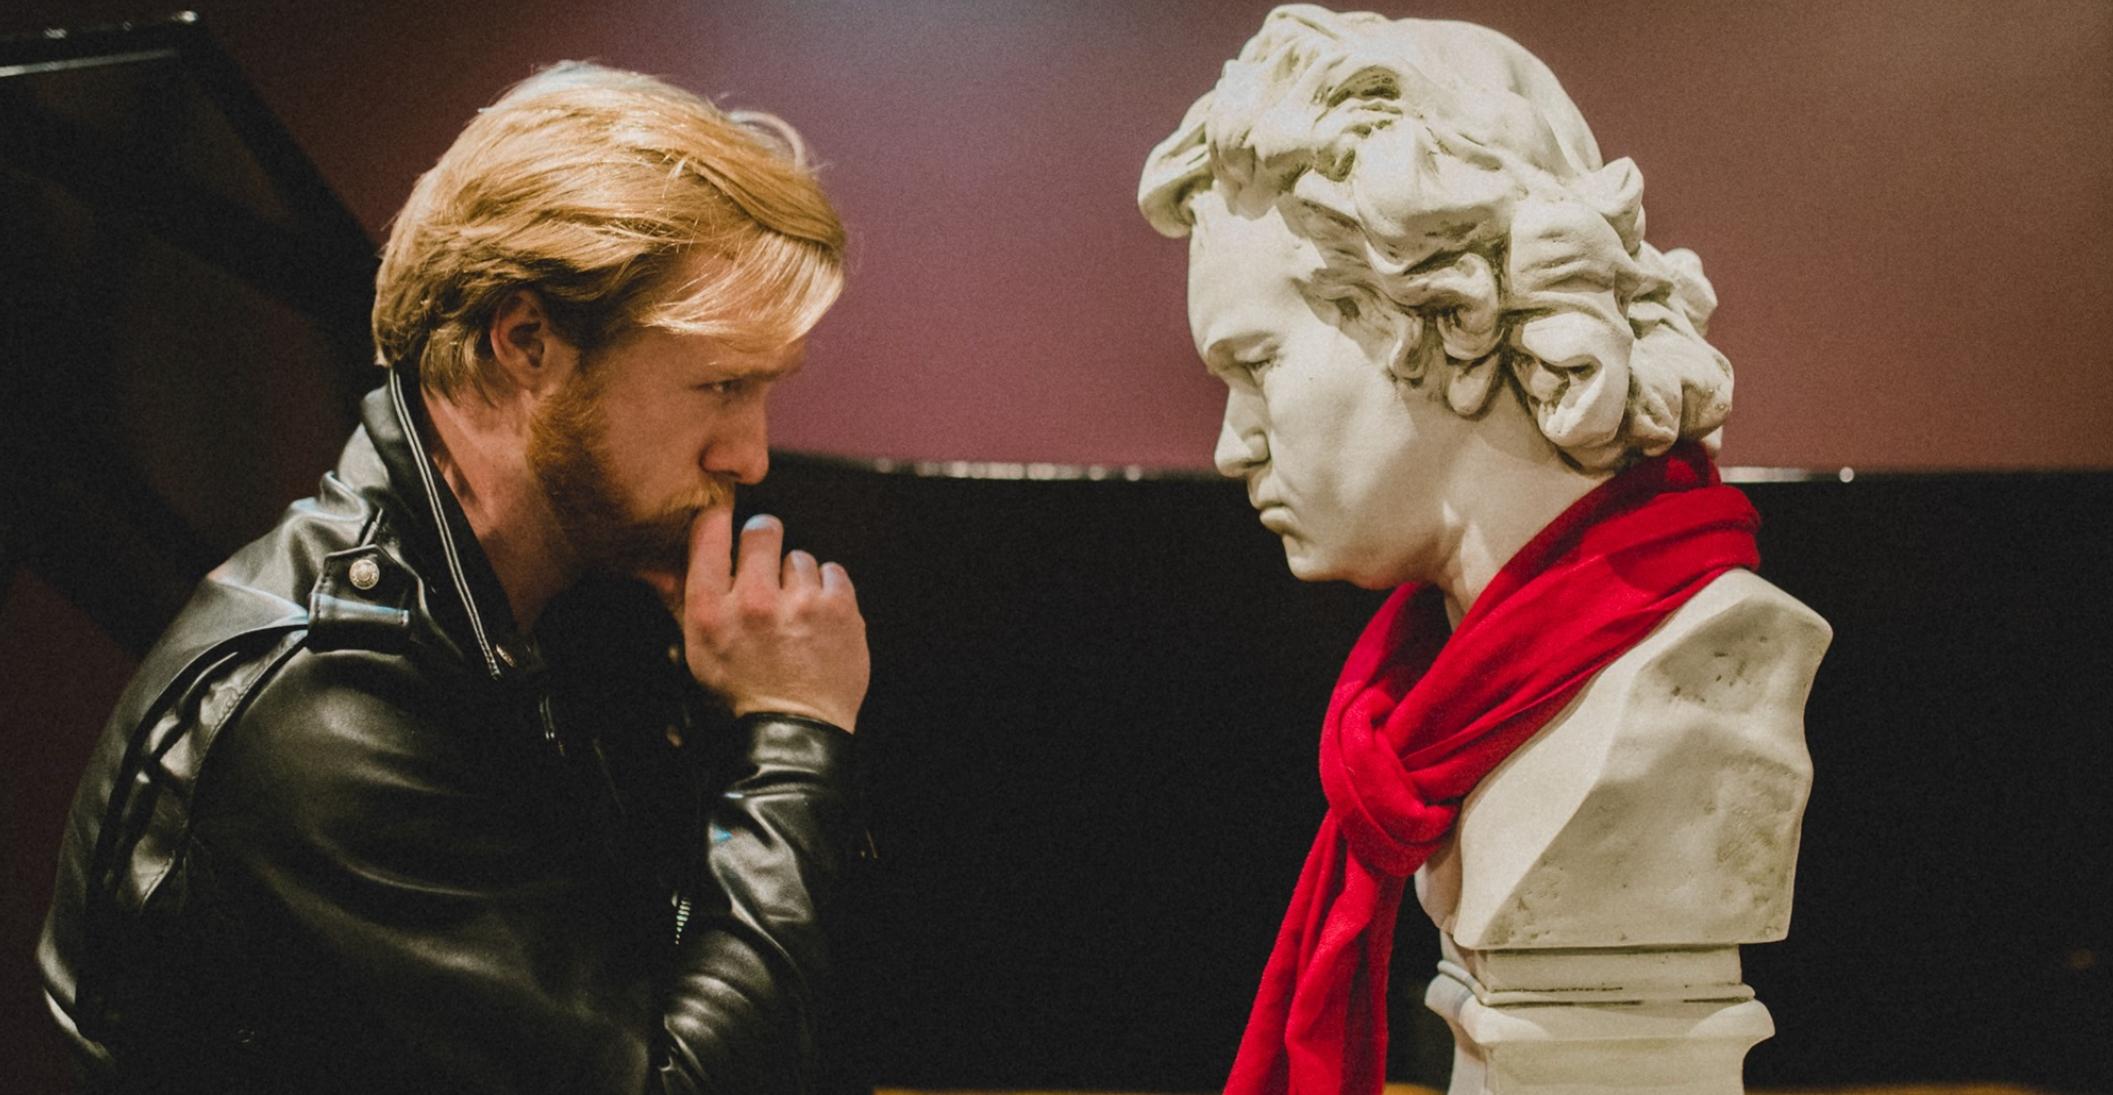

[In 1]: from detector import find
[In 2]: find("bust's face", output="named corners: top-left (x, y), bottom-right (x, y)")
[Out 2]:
top-left (1186, 187), bottom-right (1465, 589)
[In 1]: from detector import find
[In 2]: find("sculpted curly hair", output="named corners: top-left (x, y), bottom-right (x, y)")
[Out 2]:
top-left (1140, 5), bottom-right (1730, 470)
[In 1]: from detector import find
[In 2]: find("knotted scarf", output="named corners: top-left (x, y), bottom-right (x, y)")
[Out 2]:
top-left (1224, 443), bottom-right (1760, 1095)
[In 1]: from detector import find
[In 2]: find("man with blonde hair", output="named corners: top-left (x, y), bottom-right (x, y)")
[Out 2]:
top-left (41, 62), bottom-right (867, 1093)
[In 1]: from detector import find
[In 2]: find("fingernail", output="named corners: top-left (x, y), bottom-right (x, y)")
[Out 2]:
top-left (743, 514), bottom-right (778, 531)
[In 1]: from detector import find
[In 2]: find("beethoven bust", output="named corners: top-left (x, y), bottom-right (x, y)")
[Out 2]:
top-left (1141, 6), bottom-right (1829, 1086)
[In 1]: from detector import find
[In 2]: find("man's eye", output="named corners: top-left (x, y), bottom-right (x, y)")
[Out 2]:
top-left (696, 379), bottom-right (742, 396)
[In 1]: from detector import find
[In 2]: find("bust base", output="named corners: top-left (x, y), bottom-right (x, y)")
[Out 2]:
top-left (1424, 938), bottom-right (1773, 1095)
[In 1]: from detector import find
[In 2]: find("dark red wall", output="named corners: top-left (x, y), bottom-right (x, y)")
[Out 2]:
top-left (14, 0), bottom-right (2111, 472)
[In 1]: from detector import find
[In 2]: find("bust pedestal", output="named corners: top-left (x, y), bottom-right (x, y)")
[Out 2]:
top-left (1414, 570), bottom-right (1830, 1093)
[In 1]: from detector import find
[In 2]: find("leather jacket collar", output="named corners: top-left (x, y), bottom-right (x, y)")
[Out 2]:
top-left (358, 363), bottom-right (541, 684)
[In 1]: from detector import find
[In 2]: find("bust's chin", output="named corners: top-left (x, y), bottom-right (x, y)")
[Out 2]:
top-left (1282, 542), bottom-right (1390, 590)
top-left (1283, 535), bottom-right (1431, 591)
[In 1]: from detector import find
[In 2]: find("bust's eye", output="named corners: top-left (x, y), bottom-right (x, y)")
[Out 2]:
top-left (1207, 341), bottom-right (1280, 385)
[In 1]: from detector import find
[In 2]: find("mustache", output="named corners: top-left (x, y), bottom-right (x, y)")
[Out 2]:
top-left (664, 475), bottom-right (738, 521)
top-left (604, 475), bottom-right (739, 572)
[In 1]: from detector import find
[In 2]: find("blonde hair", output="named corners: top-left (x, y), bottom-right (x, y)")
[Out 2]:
top-left (373, 62), bottom-right (845, 396)
top-left (1141, 5), bottom-right (1730, 470)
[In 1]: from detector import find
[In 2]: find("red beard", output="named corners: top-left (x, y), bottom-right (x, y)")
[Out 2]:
top-left (527, 366), bottom-right (733, 588)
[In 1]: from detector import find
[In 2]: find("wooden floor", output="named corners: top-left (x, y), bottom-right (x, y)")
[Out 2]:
top-left (877, 1085), bottom-right (2058, 1095)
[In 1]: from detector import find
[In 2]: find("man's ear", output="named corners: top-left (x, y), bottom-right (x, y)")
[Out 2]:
top-left (487, 289), bottom-right (578, 396)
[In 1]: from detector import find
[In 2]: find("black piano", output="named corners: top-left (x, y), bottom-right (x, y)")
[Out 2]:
top-left (3, 15), bottom-right (2107, 1094)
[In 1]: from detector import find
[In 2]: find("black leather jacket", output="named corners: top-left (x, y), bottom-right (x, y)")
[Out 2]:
top-left (38, 365), bottom-right (860, 1094)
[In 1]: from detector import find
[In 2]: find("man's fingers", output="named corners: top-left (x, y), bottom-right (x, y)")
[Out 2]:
top-left (734, 514), bottom-right (786, 594)
top-left (684, 507), bottom-right (735, 622)
top-left (783, 549), bottom-right (819, 590)
top-left (684, 527), bottom-right (868, 730)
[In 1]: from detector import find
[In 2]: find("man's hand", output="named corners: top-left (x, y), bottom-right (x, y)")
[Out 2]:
top-left (682, 509), bottom-right (868, 732)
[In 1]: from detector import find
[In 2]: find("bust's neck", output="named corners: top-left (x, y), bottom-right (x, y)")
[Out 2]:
top-left (1431, 396), bottom-right (1611, 626)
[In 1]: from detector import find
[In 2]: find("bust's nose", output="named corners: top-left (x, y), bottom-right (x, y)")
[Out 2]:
top-left (1213, 387), bottom-right (1268, 479)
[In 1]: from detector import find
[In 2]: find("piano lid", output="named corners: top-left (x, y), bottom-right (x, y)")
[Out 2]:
top-left (0, 12), bottom-right (379, 654)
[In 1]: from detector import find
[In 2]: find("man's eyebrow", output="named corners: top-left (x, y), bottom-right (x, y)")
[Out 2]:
top-left (710, 347), bottom-right (806, 380)
top-left (759, 350), bottom-right (807, 380)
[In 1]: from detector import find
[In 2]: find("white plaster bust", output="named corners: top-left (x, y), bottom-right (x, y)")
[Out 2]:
top-left (1141, 6), bottom-right (1829, 1089)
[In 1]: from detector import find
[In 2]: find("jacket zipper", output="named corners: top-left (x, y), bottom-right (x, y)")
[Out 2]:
top-left (670, 891), bottom-right (693, 947)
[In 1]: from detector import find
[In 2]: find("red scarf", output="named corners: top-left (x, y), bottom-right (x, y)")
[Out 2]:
top-left (1224, 444), bottom-right (1760, 1095)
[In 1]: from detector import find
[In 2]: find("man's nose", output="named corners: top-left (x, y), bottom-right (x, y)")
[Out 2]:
top-left (1213, 387), bottom-right (1267, 479)
top-left (705, 399), bottom-right (770, 485)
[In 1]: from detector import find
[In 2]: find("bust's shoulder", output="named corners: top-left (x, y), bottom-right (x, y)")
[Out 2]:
top-left (1666, 569), bottom-right (1829, 637)
top-left (1422, 569), bottom-right (1831, 948)
top-left (1603, 569), bottom-right (1833, 718)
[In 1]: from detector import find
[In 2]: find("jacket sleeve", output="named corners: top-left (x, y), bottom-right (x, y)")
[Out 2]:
top-left (657, 712), bottom-right (858, 1094)
top-left (193, 647), bottom-right (858, 1095)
